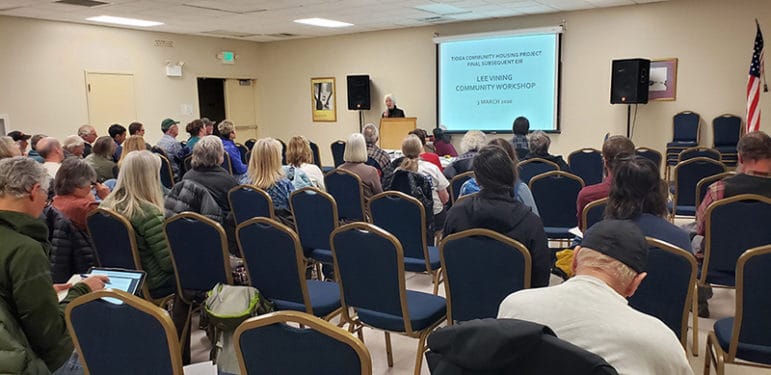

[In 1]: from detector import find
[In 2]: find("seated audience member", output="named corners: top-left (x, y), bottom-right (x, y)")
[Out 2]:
top-left (52, 158), bottom-right (110, 230)
top-left (217, 120), bottom-right (248, 179)
top-left (400, 135), bottom-right (450, 228)
top-left (128, 121), bottom-right (152, 150)
top-left (444, 145), bottom-right (549, 287)
top-left (338, 133), bottom-right (383, 199)
top-left (362, 123), bottom-right (391, 172)
top-left (8, 130), bottom-right (30, 156)
top-left (286, 136), bottom-right (326, 190)
top-left (245, 138), bottom-right (296, 212)
top-left (183, 136), bottom-right (238, 215)
top-left (444, 130), bottom-right (487, 179)
top-left (432, 127), bottom-right (458, 157)
top-left (0, 136), bottom-right (22, 159)
top-left (185, 119), bottom-right (205, 151)
top-left (576, 135), bottom-right (635, 228)
top-left (408, 128), bottom-right (443, 171)
top-left (0, 157), bottom-right (107, 374)
top-left (510, 116), bottom-right (530, 158)
top-left (62, 135), bottom-right (85, 158)
top-left (108, 123), bottom-right (127, 161)
top-left (524, 130), bottom-right (571, 172)
top-left (606, 156), bottom-right (691, 250)
top-left (498, 220), bottom-right (693, 375)
top-left (37, 136), bottom-right (65, 178)
top-left (459, 138), bottom-right (539, 216)
top-left (202, 117), bottom-right (215, 136)
top-left (28, 134), bottom-right (46, 162)
top-left (118, 135), bottom-right (150, 167)
top-left (78, 125), bottom-right (97, 157)
top-left (85, 136), bottom-right (117, 182)
top-left (156, 118), bottom-right (185, 178)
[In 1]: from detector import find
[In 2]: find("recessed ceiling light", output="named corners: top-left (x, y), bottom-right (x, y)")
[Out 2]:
top-left (294, 18), bottom-right (352, 28)
top-left (86, 15), bottom-right (163, 27)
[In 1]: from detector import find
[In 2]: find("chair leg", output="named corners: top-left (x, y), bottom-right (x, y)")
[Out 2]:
top-left (432, 270), bottom-right (441, 295)
top-left (692, 283), bottom-right (699, 356)
top-left (385, 332), bottom-right (394, 367)
top-left (704, 334), bottom-right (711, 375)
top-left (414, 330), bottom-right (430, 375)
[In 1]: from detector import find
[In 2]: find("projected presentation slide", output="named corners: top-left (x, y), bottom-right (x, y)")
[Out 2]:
top-left (438, 32), bottom-right (560, 133)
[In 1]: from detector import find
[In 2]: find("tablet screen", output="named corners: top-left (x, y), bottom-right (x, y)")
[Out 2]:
top-left (87, 268), bottom-right (146, 296)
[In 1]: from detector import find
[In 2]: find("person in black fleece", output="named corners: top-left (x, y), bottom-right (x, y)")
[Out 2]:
top-left (443, 144), bottom-right (550, 287)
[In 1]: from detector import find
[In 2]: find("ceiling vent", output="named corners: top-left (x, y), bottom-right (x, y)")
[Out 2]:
top-left (419, 16), bottom-right (454, 23)
top-left (54, 0), bottom-right (108, 7)
top-left (202, 30), bottom-right (260, 38)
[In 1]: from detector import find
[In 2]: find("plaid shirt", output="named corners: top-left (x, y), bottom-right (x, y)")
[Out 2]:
top-left (695, 170), bottom-right (769, 235)
top-left (367, 143), bottom-right (391, 172)
top-left (512, 134), bottom-right (529, 150)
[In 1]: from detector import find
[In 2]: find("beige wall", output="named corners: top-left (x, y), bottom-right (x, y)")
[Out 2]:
top-left (0, 16), bottom-right (263, 144)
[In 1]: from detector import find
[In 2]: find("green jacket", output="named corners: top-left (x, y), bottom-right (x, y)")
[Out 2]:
top-left (0, 210), bottom-right (90, 374)
top-left (130, 205), bottom-right (174, 294)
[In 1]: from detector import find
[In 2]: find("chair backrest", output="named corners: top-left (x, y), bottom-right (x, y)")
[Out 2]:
top-left (677, 146), bottom-right (721, 163)
top-left (568, 148), bottom-right (603, 186)
top-left (712, 114), bottom-right (742, 147)
top-left (309, 141), bottom-right (322, 168)
top-left (331, 223), bottom-right (414, 332)
top-left (581, 197), bottom-right (608, 232)
top-left (368, 191), bottom-right (428, 264)
top-left (635, 147), bottom-right (662, 170)
top-left (164, 212), bottom-right (233, 300)
top-left (440, 229), bottom-right (531, 323)
top-left (628, 238), bottom-right (697, 347)
top-left (325, 169), bottom-right (365, 221)
top-left (518, 158), bottom-right (560, 185)
top-left (65, 290), bottom-right (183, 375)
top-left (221, 152), bottom-right (234, 174)
top-left (364, 156), bottom-right (383, 176)
top-left (703, 194), bottom-right (771, 286)
top-left (234, 311), bottom-right (372, 375)
top-left (290, 187), bottom-right (339, 251)
top-left (86, 208), bottom-right (141, 270)
top-left (228, 184), bottom-right (275, 225)
top-left (672, 111), bottom-right (700, 142)
top-left (235, 143), bottom-right (249, 164)
top-left (331, 141), bottom-right (346, 167)
top-left (449, 171), bottom-right (474, 203)
top-left (529, 171), bottom-right (585, 229)
top-left (244, 138), bottom-right (257, 151)
top-left (158, 154), bottom-right (175, 189)
top-left (151, 145), bottom-right (169, 159)
top-left (182, 155), bottom-right (192, 177)
top-left (278, 139), bottom-right (287, 165)
top-left (673, 157), bottom-right (726, 208)
top-left (695, 171), bottom-right (736, 208)
top-left (237, 218), bottom-right (310, 313)
top-left (729, 245), bottom-right (771, 360)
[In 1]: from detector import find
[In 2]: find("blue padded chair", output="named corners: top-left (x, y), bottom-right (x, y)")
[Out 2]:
top-left (695, 171), bottom-right (736, 209)
top-left (365, 156), bottom-right (383, 176)
top-left (670, 157), bottom-right (726, 218)
top-left (244, 138), bottom-right (257, 151)
top-left (529, 171), bottom-right (585, 240)
top-left (568, 148), bottom-right (603, 186)
top-left (237, 217), bottom-right (341, 320)
top-left (369, 191), bottom-right (442, 294)
top-left (677, 146), bottom-right (721, 163)
top-left (635, 147), bottom-right (663, 170)
top-left (290, 187), bottom-right (339, 265)
top-left (518, 157), bottom-right (560, 185)
top-left (221, 152), bottom-right (234, 175)
top-left (449, 171), bottom-right (474, 204)
top-left (86, 208), bottom-right (173, 304)
top-left (228, 184), bottom-right (275, 225)
top-left (440, 229), bottom-right (531, 323)
top-left (702, 194), bottom-right (771, 288)
top-left (235, 311), bottom-right (372, 375)
top-left (65, 290), bottom-right (184, 375)
top-left (331, 141), bottom-right (346, 167)
top-left (629, 238), bottom-right (699, 356)
top-left (580, 197), bottom-right (608, 232)
top-left (331, 222), bottom-right (446, 375)
top-left (158, 153), bottom-right (175, 189)
top-left (235, 143), bottom-right (249, 164)
top-left (666, 111), bottom-right (701, 165)
top-left (712, 114), bottom-right (742, 167)
top-left (706, 245), bottom-right (771, 374)
top-left (309, 141), bottom-right (322, 168)
top-left (277, 138), bottom-right (287, 165)
top-left (325, 168), bottom-right (365, 222)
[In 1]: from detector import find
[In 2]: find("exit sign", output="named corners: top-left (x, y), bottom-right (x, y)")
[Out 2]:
top-left (220, 51), bottom-right (235, 64)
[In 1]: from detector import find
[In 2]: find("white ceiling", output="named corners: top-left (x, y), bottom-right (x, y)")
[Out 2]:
top-left (0, 0), bottom-right (668, 42)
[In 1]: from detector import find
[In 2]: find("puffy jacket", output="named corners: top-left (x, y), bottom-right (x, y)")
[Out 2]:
top-left (164, 179), bottom-right (223, 223)
top-left (443, 151), bottom-right (477, 179)
top-left (42, 206), bottom-right (96, 284)
top-left (129, 204), bottom-right (174, 295)
top-left (0, 210), bottom-right (90, 374)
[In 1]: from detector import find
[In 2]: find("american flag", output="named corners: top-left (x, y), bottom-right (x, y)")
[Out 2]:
top-left (747, 20), bottom-right (765, 133)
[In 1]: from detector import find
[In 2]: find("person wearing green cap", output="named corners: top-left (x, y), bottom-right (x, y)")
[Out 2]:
top-left (156, 118), bottom-right (185, 178)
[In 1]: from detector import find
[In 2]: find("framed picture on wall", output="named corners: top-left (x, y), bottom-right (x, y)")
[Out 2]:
top-left (649, 58), bottom-right (678, 101)
top-left (311, 77), bottom-right (336, 122)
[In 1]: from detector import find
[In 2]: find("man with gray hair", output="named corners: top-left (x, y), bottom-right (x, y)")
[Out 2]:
top-left (78, 125), bottom-right (97, 157)
top-left (523, 130), bottom-right (571, 172)
top-left (362, 123), bottom-right (390, 172)
top-left (0, 157), bottom-right (107, 373)
top-left (37, 137), bottom-right (65, 178)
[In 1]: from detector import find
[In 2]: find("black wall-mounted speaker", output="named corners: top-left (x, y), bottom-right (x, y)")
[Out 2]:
top-left (347, 75), bottom-right (371, 110)
top-left (610, 58), bottom-right (650, 104)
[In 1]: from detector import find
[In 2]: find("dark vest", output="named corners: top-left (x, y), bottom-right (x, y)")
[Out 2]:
top-left (723, 173), bottom-right (771, 198)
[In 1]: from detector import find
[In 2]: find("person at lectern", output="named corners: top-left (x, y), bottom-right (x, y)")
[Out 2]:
top-left (382, 94), bottom-right (405, 118)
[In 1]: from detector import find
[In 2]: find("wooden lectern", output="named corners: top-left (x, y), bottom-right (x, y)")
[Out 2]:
top-left (379, 117), bottom-right (417, 149)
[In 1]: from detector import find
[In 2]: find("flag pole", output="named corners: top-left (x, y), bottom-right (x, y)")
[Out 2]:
top-left (758, 19), bottom-right (769, 92)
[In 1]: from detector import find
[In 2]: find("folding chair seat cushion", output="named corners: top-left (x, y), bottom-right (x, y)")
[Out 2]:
top-left (356, 290), bottom-right (446, 332)
top-left (714, 318), bottom-right (771, 365)
top-left (544, 227), bottom-right (573, 239)
top-left (701, 268), bottom-right (736, 287)
top-left (667, 141), bottom-right (698, 148)
top-left (715, 145), bottom-right (737, 153)
top-left (403, 246), bottom-right (440, 273)
top-left (666, 202), bottom-right (696, 216)
top-left (311, 248), bottom-right (333, 264)
top-left (272, 280), bottom-right (341, 317)
top-left (149, 283), bottom-right (176, 300)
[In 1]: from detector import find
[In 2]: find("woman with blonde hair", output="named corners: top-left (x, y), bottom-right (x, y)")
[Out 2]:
top-left (286, 136), bottom-right (325, 191)
top-left (118, 135), bottom-right (150, 166)
top-left (339, 133), bottom-right (382, 199)
top-left (246, 137), bottom-right (295, 212)
top-left (0, 136), bottom-right (21, 159)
